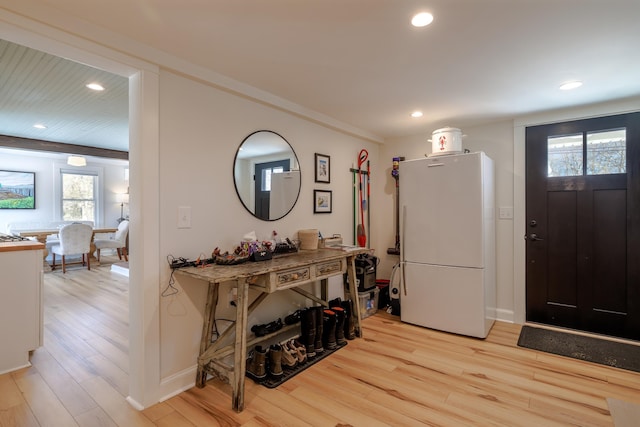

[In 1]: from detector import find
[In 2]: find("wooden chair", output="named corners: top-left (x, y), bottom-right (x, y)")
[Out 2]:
top-left (94, 220), bottom-right (129, 262)
top-left (50, 223), bottom-right (93, 273)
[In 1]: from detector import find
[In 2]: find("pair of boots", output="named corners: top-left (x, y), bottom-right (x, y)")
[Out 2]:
top-left (299, 303), bottom-right (352, 356)
top-left (246, 344), bottom-right (284, 379)
top-left (321, 304), bottom-right (351, 349)
top-left (329, 297), bottom-right (356, 341)
top-left (300, 306), bottom-right (323, 357)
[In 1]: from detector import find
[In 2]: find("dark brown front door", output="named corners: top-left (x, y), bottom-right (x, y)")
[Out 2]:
top-left (525, 112), bottom-right (640, 340)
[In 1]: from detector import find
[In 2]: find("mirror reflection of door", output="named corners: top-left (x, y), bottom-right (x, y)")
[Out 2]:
top-left (254, 159), bottom-right (290, 220)
top-left (525, 112), bottom-right (640, 340)
top-left (233, 130), bottom-right (301, 221)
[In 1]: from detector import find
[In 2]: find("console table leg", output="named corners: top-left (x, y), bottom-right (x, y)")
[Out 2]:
top-left (232, 279), bottom-right (249, 412)
top-left (196, 281), bottom-right (218, 388)
top-left (346, 255), bottom-right (363, 338)
top-left (195, 365), bottom-right (208, 388)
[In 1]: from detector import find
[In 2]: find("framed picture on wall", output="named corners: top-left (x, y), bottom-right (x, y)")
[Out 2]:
top-left (314, 153), bottom-right (330, 183)
top-left (0, 170), bottom-right (35, 209)
top-left (314, 189), bottom-right (332, 213)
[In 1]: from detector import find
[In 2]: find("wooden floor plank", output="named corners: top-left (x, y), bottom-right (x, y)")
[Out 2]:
top-left (73, 407), bottom-right (118, 427)
top-left (152, 410), bottom-right (197, 427)
top-left (288, 386), bottom-right (391, 427)
top-left (140, 402), bottom-right (175, 423)
top-left (83, 354), bottom-right (130, 398)
top-left (27, 348), bottom-right (98, 417)
top-left (0, 402), bottom-right (40, 427)
top-left (79, 376), bottom-right (154, 427)
top-left (0, 371), bottom-right (28, 411)
top-left (445, 390), bottom-right (568, 427)
top-left (40, 327), bottom-right (98, 385)
top-left (166, 385), bottom-right (253, 426)
top-left (529, 396), bottom-right (613, 427)
top-left (13, 370), bottom-right (79, 427)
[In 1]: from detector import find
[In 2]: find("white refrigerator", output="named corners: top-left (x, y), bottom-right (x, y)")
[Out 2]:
top-left (399, 152), bottom-right (496, 338)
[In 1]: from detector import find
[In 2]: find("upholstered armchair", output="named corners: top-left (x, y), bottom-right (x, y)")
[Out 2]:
top-left (94, 220), bottom-right (129, 262)
top-left (50, 223), bottom-right (93, 273)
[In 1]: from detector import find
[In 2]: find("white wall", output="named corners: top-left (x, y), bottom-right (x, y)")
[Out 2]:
top-left (158, 69), bottom-right (380, 385)
top-left (0, 149), bottom-right (129, 231)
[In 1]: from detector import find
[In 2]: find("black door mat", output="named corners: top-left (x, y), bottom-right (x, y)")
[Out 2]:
top-left (246, 342), bottom-right (347, 389)
top-left (517, 325), bottom-right (640, 373)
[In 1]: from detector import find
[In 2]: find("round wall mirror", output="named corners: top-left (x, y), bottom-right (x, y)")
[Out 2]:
top-left (233, 130), bottom-right (301, 221)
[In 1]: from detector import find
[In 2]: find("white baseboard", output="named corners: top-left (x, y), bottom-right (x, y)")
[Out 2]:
top-left (495, 308), bottom-right (515, 323)
top-left (125, 396), bottom-right (145, 411)
top-left (158, 365), bottom-right (198, 402)
top-left (123, 366), bottom-right (197, 411)
top-left (111, 262), bottom-right (129, 277)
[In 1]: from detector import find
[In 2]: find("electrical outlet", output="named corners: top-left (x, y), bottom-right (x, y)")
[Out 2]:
top-left (228, 288), bottom-right (238, 307)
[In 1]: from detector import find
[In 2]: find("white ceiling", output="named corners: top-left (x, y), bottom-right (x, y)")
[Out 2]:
top-left (1, 0), bottom-right (639, 151)
top-left (0, 39), bottom-right (129, 151)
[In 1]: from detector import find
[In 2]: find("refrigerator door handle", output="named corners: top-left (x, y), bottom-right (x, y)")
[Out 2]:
top-left (427, 163), bottom-right (444, 167)
top-left (400, 205), bottom-right (406, 264)
top-left (401, 205), bottom-right (408, 296)
top-left (401, 260), bottom-right (407, 296)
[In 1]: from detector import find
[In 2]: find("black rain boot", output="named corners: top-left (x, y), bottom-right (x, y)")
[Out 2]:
top-left (322, 309), bottom-right (337, 350)
top-left (268, 344), bottom-right (283, 377)
top-left (342, 299), bottom-right (356, 340)
top-left (331, 305), bottom-right (346, 345)
top-left (313, 306), bottom-right (324, 354)
top-left (300, 307), bottom-right (316, 357)
top-left (246, 345), bottom-right (267, 379)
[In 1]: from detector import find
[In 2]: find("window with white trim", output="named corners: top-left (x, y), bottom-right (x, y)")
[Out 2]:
top-left (61, 170), bottom-right (98, 222)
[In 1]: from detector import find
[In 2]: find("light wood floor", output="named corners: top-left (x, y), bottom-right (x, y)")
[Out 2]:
top-left (2, 259), bottom-right (639, 426)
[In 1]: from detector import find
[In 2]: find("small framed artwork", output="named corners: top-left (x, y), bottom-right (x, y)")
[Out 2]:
top-left (314, 153), bottom-right (330, 183)
top-left (313, 189), bottom-right (332, 213)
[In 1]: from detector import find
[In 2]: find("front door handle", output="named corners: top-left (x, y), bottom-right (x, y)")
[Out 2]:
top-left (524, 233), bottom-right (544, 241)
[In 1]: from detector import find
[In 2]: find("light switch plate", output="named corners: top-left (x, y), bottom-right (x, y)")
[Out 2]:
top-left (499, 206), bottom-right (514, 220)
top-left (177, 206), bottom-right (192, 228)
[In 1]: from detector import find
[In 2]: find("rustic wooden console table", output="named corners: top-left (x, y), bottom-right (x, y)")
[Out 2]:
top-left (175, 248), bottom-right (367, 412)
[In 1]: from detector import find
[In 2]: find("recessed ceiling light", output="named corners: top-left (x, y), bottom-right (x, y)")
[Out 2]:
top-left (559, 81), bottom-right (583, 90)
top-left (411, 111), bottom-right (423, 118)
top-left (86, 83), bottom-right (105, 91)
top-left (412, 12), bottom-right (434, 27)
top-left (33, 124), bottom-right (47, 129)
